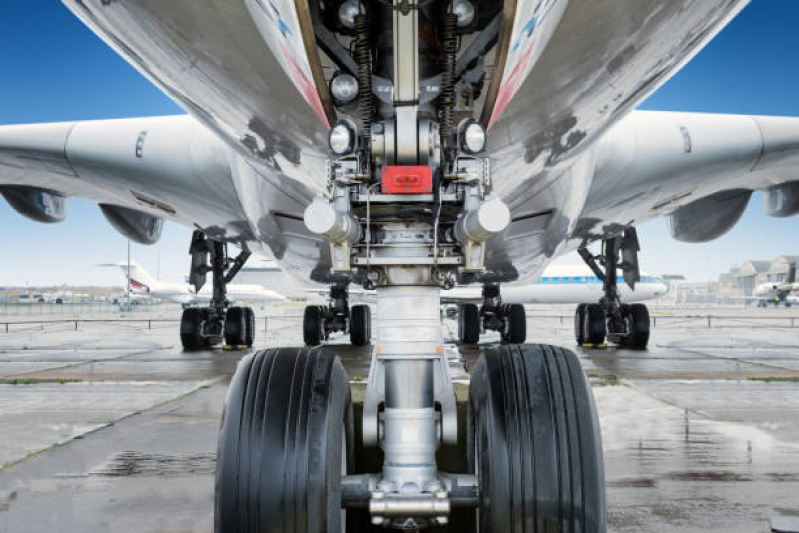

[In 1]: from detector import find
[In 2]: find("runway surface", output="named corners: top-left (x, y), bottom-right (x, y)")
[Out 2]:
top-left (1, 306), bottom-right (798, 532)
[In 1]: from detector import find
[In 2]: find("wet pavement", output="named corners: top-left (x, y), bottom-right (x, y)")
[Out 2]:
top-left (1, 306), bottom-right (798, 532)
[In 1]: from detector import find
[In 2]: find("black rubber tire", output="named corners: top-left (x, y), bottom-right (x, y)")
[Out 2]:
top-left (468, 344), bottom-right (606, 532)
top-left (181, 307), bottom-right (210, 350)
top-left (459, 304), bottom-right (481, 345)
top-left (584, 303), bottom-right (607, 345)
top-left (216, 347), bottom-right (353, 532)
top-left (242, 307), bottom-right (256, 347)
top-left (575, 303), bottom-right (588, 345)
top-left (224, 307), bottom-right (247, 347)
top-left (304, 305), bottom-right (324, 346)
top-left (501, 304), bottom-right (527, 344)
top-left (625, 303), bottom-right (650, 349)
top-left (349, 304), bottom-right (371, 346)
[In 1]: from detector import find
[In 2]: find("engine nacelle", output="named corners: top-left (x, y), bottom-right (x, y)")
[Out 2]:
top-left (99, 204), bottom-right (163, 245)
top-left (765, 182), bottom-right (799, 218)
top-left (668, 189), bottom-right (751, 243)
top-left (1, 187), bottom-right (66, 223)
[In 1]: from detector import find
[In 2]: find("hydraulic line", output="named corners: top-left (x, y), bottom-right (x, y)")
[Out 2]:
top-left (353, 12), bottom-right (374, 148)
top-left (438, 9), bottom-right (457, 149)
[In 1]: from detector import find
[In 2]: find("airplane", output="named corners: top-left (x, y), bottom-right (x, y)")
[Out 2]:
top-left (102, 261), bottom-right (286, 306)
top-left (443, 265), bottom-right (668, 344)
top-left (1, 1), bottom-right (797, 530)
top-left (753, 263), bottom-right (797, 307)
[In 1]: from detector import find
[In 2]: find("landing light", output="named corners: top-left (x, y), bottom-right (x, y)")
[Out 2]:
top-left (452, 0), bottom-right (475, 27)
top-left (338, 0), bottom-right (362, 29)
top-left (329, 120), bottom-right (358, 156)
top-left (330, 72), bottom-right (359, 103)
top-left (458, 119), bottom-right (487, 154)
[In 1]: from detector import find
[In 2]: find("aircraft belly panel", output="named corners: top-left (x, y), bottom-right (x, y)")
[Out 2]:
top-left (487, 0), bottom-right (749, 210)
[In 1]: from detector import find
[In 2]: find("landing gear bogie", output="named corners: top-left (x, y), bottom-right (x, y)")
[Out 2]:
top-left (303, 288), bottom-right (372, 346)
top-left (181, 306), bottom-right (255, 350)
top-left (576, 230), bottom-right (651, 349)
top-left (457, 286), bottom-right (527, 345)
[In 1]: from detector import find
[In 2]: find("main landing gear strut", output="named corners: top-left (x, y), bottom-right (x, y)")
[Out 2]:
top-left (457, 283), bottom-right (526, 345)
top-left (576, 228), bottom-right (650, 349)
top-left (303, 285), bottom-right (372, 346)
top-left (215, 1), bottom-right (606, 530)
top-left (179, 230), bottom-right (255, 350)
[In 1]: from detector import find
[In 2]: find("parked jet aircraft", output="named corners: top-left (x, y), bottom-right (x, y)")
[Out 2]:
top-left (1, 0), bottom-right (795, 530)
top-left (103, 261), bottom-right (286, 306)
top-left (445, 265), bottom-right (668, 305)
top-left (753, 263), bottom-right (797, 307)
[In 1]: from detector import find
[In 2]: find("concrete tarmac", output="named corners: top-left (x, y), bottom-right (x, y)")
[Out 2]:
top-left (1, 307), bottom-right (799, 532)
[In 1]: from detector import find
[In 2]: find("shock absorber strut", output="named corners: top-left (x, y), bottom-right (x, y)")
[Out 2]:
top-left (354, 11), bottom-right (374, 149)
top-left (438, 8), bottom-right (457, 149)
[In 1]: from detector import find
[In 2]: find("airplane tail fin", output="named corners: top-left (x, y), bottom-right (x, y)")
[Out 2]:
top-left (99, 261), bottom-right (157, 293)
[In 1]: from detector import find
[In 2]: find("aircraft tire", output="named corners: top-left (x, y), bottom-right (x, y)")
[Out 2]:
top-left (242, 307), bottom-right (256, 346)
top-left (215, 347), bottom-right (353, 533)
top-left (349, 304), bottom-right (371, 346)
top-left (584, 303), bottom-right (606, 345)
top-left (468, 344), bottom-right (606, 532)
top-left (459, 304), bottom-right (480, 345)
top-left (501, 304), bottom-right (527, 343)
top-left (180, 307), bottom-right (210, 350)
top-left (625, 303), bottom-right (650, 349)
top-left (575, 303), bottom-right (588, 345)
top-left (303, 305), bottom-right (324, 346)
top-left (224, 307), bottom-right (247, 347)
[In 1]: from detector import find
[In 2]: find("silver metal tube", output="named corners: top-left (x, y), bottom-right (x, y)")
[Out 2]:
top-left (369, 493), bottom-right (450, 516)
top-left (376, 285), bottom-right (441, 493)
top-left (384, 360), bottom-right (433, 409)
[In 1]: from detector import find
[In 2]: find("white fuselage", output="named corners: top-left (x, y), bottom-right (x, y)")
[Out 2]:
top-left (131, 281), bottom-right (284, 305)
top-left (444, 266), bottom-right (668, 304)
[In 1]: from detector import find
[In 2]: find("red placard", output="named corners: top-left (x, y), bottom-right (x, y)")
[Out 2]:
top-left (381, 166), bottom-right (433, 194)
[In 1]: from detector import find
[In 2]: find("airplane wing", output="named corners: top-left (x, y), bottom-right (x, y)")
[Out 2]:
top-left (0, 116), bottom-right (251, 242)
top-left (0, 115), bottom-right (329, 280)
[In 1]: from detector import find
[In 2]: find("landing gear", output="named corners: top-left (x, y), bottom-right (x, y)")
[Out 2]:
top-left (457, 285), bottom-right (527, 345)
top-left (179, 230), bottom-right (255, 350)
top-left (577, 229), bottom-right (650, 349)
top-left (469, 344), bottom-right (606, 531)
top-left (215, 347), bottom-right (353, 531)
top-left (213, 2), bottom-right (607, 527)
top-left (303, 286), bottom-right (371, 346)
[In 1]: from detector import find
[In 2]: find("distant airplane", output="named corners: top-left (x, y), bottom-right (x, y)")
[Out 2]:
top-left (102, 261), bottom-right (285, 306)
top-left (753, 263), bottom-right (797, 307)
top-left (443, 265), bottom-right (668, 305)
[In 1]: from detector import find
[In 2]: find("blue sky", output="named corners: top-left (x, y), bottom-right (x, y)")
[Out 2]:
top-left (1, 1), bottom-right (798, 286)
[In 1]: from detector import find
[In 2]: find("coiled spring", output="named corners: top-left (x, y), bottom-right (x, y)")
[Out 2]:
top-left (353, 13), bottom-right (373, 143)
top-left (439, 10), bottom-right (457, 148)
